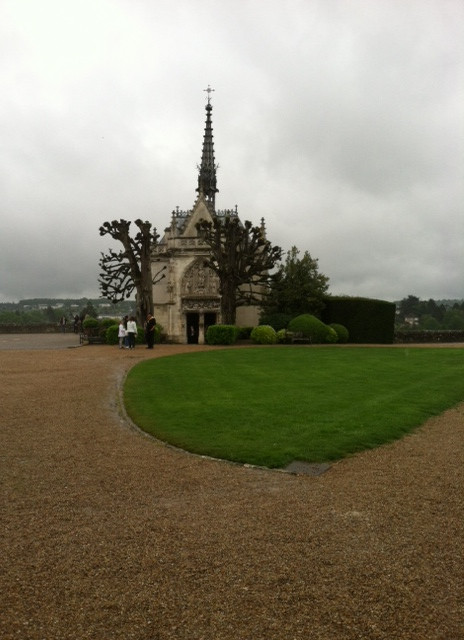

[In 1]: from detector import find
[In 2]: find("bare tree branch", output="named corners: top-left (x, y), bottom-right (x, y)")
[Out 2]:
top-left (196, 216), bottom-right (282, 324)
top-left (99, 219), bottom-right (160, 325)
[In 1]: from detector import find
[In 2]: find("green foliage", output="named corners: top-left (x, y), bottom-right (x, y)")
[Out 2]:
top-left (81, 301), bottom-right (99, 319)
top-left (0, 298), bottom-right (137, 330)
top-left (322, 296), bottom-right (395, 344)
top-left (276, 329), bottom-right (292, 343)
top-left (100, 317), bottom-right (118, 329)
top-left (45, 305), bottom-right (58, 323)
top-left (261, 245), bottom-right (329, 318)
top-left (205, 324), bottom-right (239, 345)
top-left (153, 323), bottom-right (163, 344)
top-left (124, 347), bottom-right (464, 467)
top-left (196, 216), bottom-right (282, 324)
top-left (287, 314), bottom-right (333, 343)
top-left (96, 318), bottom-right (116, 341)
top-left (82, 317), bottom-right (99, 332)
top-left (105, 324), bottom-right (119, 345)
top-left (258, 312), bottom-right (293, 331)
top-left (236, 326), bottom-right (253, 339)
top-left (442, 309), bottom-right (464, 330)
top-left (250, 325), bottom-right (277, 344)
top-left (326, 326), bottom-right (338, 343)
top-left (396, 295), bottom-right (464, 330)
top-left (330, 323), bottom-right (349, 343)
top-left (0, 309), bottom-right (55, 325)
top-left (419, 315), bottom-right (441, 330)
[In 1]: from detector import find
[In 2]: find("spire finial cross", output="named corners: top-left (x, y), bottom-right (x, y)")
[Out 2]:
top-left (204, 85), bottom-right (215, 104)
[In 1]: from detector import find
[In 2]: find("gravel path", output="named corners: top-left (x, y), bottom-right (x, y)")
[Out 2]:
top-left (1, 340), bottom-right (463, 639)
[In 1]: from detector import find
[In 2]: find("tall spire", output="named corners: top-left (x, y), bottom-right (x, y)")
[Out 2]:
top-left (196, 86), bottom-right (218, 209)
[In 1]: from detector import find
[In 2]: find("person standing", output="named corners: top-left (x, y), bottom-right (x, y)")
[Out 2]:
top-left (126, 316), bottom-right (137, 349)
top-left (145, 314), bottom-right (156, 349)
top-left (123, 315), bottom-right (129, 348)
top-left (118, 319), bottom-right (126, 349)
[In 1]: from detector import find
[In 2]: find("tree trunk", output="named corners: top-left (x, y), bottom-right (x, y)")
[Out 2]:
top-left (137, 262), bottom-right (154, 327)
top-left (221, 278), bottom-right (237, 325)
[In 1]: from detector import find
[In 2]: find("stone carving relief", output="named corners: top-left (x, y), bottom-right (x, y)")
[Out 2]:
top-left (166, 263), bottom-right (176, 304)
top-left (181, 260), bottom-right (219, 297)
top-left (181, 298), bottom-right (220, 312)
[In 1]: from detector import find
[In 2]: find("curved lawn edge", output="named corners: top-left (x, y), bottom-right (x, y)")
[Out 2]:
top-left (122, 347), bottom-right (464, 468)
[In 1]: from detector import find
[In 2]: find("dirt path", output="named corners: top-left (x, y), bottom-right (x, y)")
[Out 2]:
top-left (1, 342), bottom-right (463, 639)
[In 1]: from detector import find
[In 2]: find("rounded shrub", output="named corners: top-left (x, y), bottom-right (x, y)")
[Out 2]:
top-left (206, 324), bottom-right (239, 345)
top-left (276, 328), bottom-right (292, 344)
top-left (82, 317), bottom-right (99, 335)
top-left (330, 323), bottom-right (349, 343)
top-left (250, 325), bottom-right (277, 345)
top-left (326, 326), bottom-right (338, 343)
top-left (287, 314), bottom-right (332, 344)
top-left (100, 317), bottom-right (118, 330)
top-left (105, 324), bottom-right (119, 345)
top-left (98, 318), bottom-right (118, 341)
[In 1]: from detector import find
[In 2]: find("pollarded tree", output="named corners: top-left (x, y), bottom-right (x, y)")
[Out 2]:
top-left (196, 216), bottom-right (282, 325)
top-left (99, 219), bottom-right (165, 326)
top-left (261, 246), bottom-right (329, 320)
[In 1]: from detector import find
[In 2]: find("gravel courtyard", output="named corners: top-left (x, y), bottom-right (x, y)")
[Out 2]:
top-left (1, 337), bottom-right (463, 639)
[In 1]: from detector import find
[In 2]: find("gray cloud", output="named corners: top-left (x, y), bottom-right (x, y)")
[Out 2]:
top-left (0, 0), bottom-right (462, 302)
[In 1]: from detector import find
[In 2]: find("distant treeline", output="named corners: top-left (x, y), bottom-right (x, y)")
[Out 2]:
top-left (396, 295), bottom-right (464, 330)
top-left (0, 298), bottom-right (136, 325)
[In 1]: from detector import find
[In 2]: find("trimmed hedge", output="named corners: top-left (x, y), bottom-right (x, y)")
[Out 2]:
top-left (321, 296), bottom-right (395, 344)
top-left (206, 325), bottom-right (239, 345)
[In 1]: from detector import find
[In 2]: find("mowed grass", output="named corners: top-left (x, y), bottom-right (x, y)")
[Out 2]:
top-left (123, 347), bottom-right (464, 467)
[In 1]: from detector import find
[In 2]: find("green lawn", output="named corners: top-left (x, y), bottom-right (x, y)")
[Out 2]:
top-left (123, 347), bottom-right (464, 467)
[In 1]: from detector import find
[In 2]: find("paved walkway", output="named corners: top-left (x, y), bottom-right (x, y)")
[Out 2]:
top-left (0, 332), bottom-right (81, 350)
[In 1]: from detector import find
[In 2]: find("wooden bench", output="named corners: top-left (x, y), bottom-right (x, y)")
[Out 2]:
top-left (291, 331), bottom-right (311, 344)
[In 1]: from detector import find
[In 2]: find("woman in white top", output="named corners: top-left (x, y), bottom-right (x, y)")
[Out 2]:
top-left (126, 316), bottom-right (137, 349)
top-left (118, 320), bottom-right (126, 349)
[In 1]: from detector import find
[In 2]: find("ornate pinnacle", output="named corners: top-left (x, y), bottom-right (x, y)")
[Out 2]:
top-left (197, 87), bottom-right (218, 207)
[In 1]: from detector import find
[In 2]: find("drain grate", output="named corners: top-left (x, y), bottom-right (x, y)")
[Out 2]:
top-left (284, 461), bottom-right (331, 476)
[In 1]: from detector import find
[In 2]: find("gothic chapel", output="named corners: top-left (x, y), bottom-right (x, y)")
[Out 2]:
top-left (152, 92), bottom-right (262, 344)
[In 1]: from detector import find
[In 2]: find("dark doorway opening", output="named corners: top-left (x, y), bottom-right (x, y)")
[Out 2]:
top-left (204, 312), bottom-right (217, 337)
top-left (186, 313), bottom-right (199, 344)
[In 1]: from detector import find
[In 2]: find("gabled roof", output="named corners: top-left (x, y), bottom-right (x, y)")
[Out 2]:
top-left (182, 194), bottom-right (215, 236)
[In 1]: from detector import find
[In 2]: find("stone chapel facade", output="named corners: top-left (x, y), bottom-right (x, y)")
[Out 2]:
top-left (151, 96), bottom-right (261, 344)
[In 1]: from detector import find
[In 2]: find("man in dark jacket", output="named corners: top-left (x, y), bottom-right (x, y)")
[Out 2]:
top-left (145, 314), bottom-right (156, 349)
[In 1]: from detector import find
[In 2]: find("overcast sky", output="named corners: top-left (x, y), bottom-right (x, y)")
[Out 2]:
top-left (1, 0), bottom-right (463, 303)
